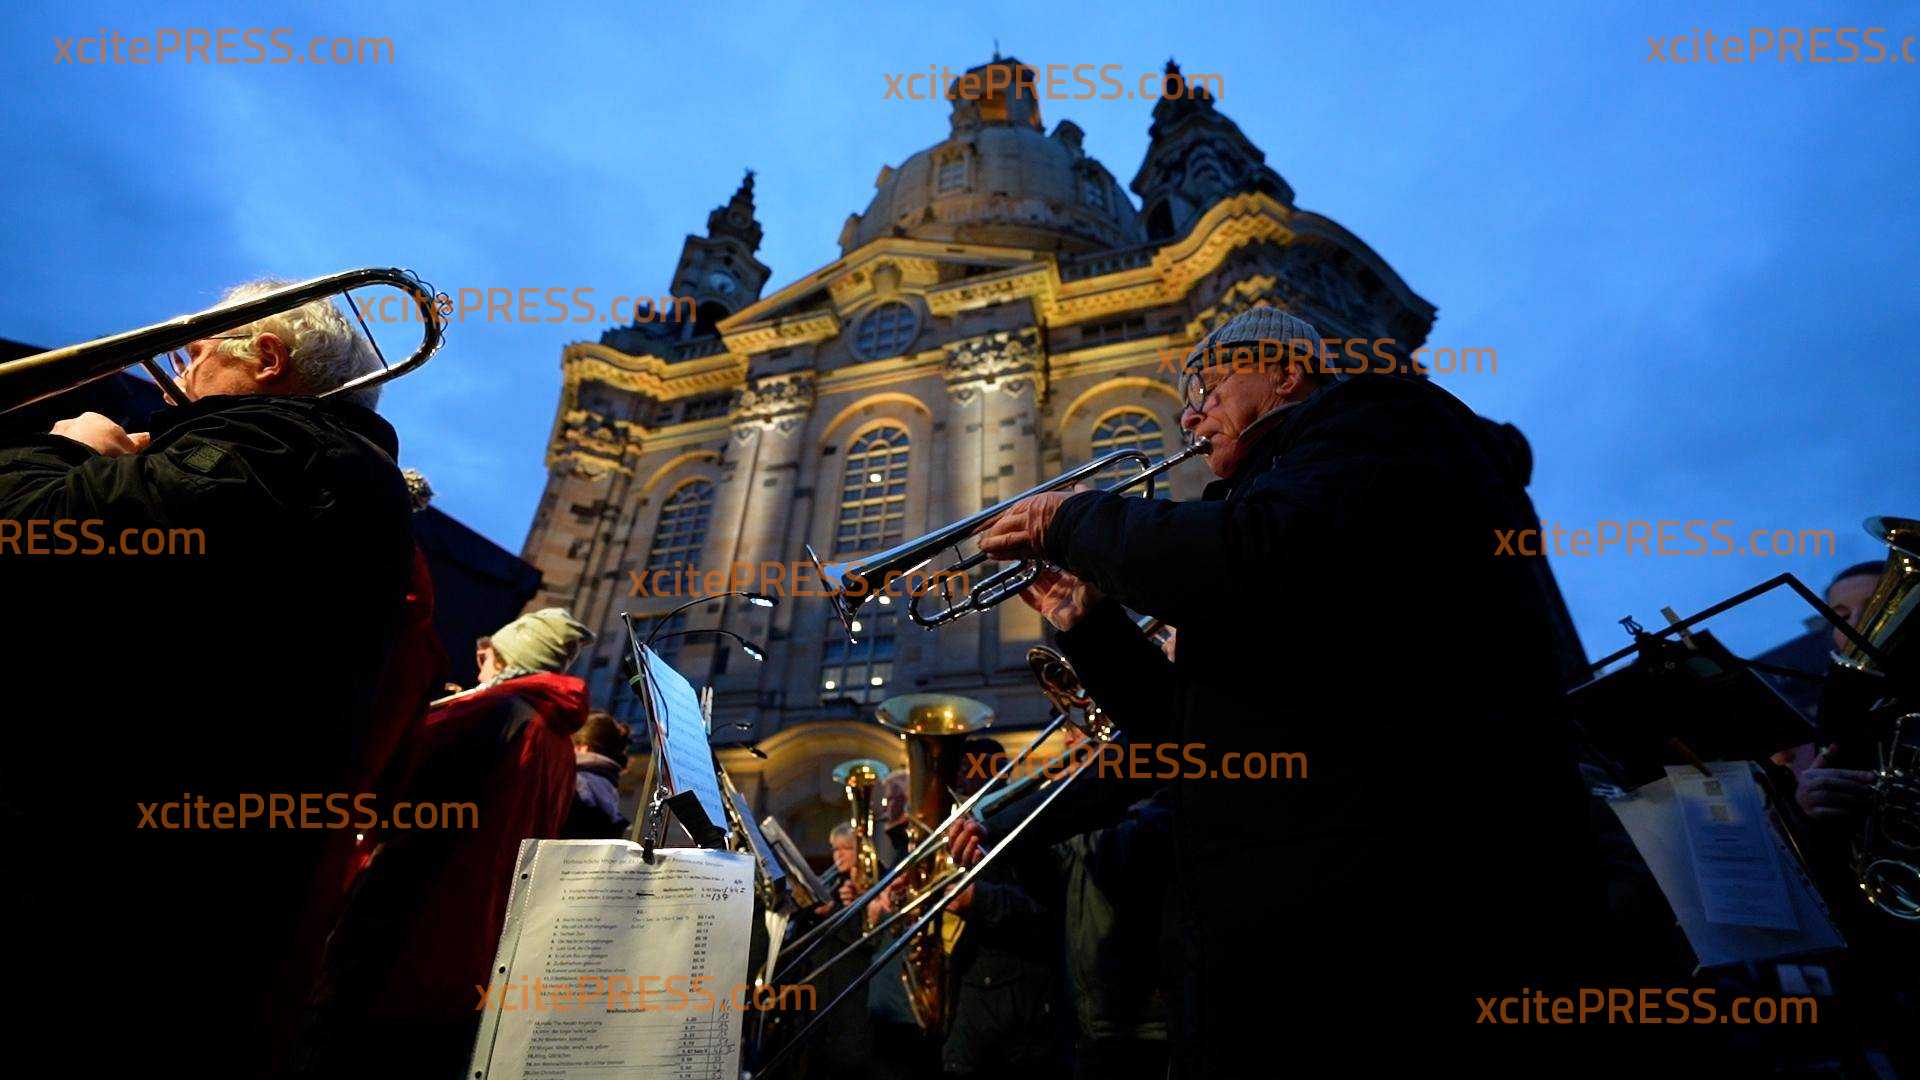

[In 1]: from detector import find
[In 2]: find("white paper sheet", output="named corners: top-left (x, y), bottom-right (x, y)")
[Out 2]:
top-left (1666, 763), bottom-right (1798, 931)
top-left (470, 840), bottom-right (757, 1080)
top-left (1607, 764), bottom-right (1844, 970)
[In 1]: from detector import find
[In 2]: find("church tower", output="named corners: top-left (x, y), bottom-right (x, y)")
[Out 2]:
top-left (1130, 60), bottom-right (1293, 242)
top-left (667, 170), bottom-right (772, 337)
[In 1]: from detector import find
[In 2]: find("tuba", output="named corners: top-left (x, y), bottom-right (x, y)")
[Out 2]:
top-left (831, 758), bottom-right (890, 926)
top-left (877, 693), bottom-right (994, 1037)
top-left (1835, 516), bottom-right (1920, 920)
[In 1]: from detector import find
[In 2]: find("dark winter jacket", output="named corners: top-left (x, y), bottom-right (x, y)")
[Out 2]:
top-left (1044, 374), bottom-right (1603, 1074)
top-left (0, 393), bottom-right (415, 1078)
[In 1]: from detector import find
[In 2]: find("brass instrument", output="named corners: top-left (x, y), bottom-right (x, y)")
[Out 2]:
top-left (0, 267), bottom-right (445, 413)
top-left (1835, 517), bottom-right (1920, 920)
top-left (1833, 517), bottom-right (1919, 677)
top-left (878, 693), bottom-right (994, 1037)
top-left (831, 758), bottom-right (890, 927)
top-left (806, 436), bottom-right (1210, 637)
top-left (757, 647), bottom-right (1131, 1076)
top-left (1857, 712), bottom-right (1920, 921)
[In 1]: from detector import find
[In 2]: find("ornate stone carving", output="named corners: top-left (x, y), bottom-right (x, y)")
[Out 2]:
top-left (732, 371), bottom-right (815, 438)
top-left (550, 408), bottom-right (645, 477)
top-left (1186, 275), bottom-right (1282, 340)
top-left (943, 327), bottom-right (1043, 404)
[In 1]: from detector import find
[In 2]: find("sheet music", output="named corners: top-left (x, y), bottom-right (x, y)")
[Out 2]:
top-left (1607, 764), bottom-right (1843, 970)
top-left (728, 789), bottom-right (784, 892)
top-left (470, 840), bottom-right (757, 1080)
top-left (639, 646), bottom-right (730, 841)
top-left (1666, 763), bottom-right (1798, 931)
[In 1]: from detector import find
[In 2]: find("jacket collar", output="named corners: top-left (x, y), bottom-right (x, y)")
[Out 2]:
top-left (1199, 384), bottom-right (1330, 501)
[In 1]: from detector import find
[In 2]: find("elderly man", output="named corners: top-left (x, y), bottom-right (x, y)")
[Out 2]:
top-left (0, 282), bottom-right (414, 1077)
top-left (977, 308), bottom-right (1600, 1074)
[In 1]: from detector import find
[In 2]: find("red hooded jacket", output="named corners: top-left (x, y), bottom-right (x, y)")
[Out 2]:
top-left (356, 671), bottom-right (588, 1021)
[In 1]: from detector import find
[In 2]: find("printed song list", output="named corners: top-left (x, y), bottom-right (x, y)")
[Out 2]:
top-left (470, 842), bottom-right (756, 1080)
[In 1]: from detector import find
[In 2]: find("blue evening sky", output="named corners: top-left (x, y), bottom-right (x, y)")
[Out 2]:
top-left (3, 0), bottom-right (1915, 663)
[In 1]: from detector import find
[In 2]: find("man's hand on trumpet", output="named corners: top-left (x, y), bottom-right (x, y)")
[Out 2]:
top-left (977, 483), bottom-right (1104, 631)
top-left (976, 490), bottom-right (1076, 561)
top-left (1017, 567), bottom-right (1103, 632)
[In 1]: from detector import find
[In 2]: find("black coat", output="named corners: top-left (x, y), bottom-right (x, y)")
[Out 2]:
top-left (1043, 375), bottom-right (1604, 1074)
top-left (0, 394), bottom-right (413, 1078)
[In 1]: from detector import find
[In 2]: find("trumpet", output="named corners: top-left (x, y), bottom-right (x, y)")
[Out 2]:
top-left (806, 436), bottom-right (1211, 637)
top-left (0, 267), bottom-right (445, 414)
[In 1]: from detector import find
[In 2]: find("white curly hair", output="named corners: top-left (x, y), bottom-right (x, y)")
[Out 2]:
top-left (211, 278), bottom-right (384, 408)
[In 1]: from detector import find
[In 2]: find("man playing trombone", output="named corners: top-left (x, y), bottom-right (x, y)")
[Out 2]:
top-left (0, 280), bottom-right (422, 1078)
top-left (976, 307), bottom-right (1602, 1074)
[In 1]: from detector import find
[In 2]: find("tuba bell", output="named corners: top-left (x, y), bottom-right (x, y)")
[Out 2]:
top-left (876, 693), bottom-right (995, 1037)
top-left (831, 758), bottom-right (891, 926)
top-left (1835, 516), bottom-right (1920, 920)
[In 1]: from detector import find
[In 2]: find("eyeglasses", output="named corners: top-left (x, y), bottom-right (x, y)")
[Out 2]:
top-left (161, 334), bottom-right (253, 380)
top-left (1179, 364), bottom-right (1230, 416)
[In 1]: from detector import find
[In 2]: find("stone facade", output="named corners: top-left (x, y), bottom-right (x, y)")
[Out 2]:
top-left (518, 56), bottom-right (1436, 853)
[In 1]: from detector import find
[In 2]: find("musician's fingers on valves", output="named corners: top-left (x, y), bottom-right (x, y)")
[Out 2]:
top-left (976, 489), bottom-right (1076, 560)
top-left (1796, 744), bottom-right (1879, 822)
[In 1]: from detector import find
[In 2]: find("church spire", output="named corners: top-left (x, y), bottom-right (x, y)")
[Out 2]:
top-left (1131, 57), bottom-right (1292, 242)
top-left (706, 168), bottom-right (763, 252)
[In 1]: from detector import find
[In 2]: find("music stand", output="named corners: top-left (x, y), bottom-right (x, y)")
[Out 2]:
top-left (621, 612), bottom-right (731, 859)
top-left (1570, 573), bottom-right (1892, 786)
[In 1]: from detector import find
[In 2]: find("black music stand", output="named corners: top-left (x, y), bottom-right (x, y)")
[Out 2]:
top-left (1570, 573), bottom-right (1892, 786)
top-left (621, 612), bottom-right (730, 859)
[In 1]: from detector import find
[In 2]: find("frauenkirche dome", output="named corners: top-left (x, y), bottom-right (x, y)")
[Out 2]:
top-left (839, 56), bottom-right (1144, 255)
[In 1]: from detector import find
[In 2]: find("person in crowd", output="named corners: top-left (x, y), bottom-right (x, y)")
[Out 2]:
top-left (296, 608), bottom-right (592, 1079)
top-left (565, 711), bottom-right (633, 838)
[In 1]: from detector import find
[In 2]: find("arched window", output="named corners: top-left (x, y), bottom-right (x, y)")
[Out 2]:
top-left (693, 301), bottom-right (731, 337)
top-left (1144, 201), bottom-right (1175, 241)
top-left (834, 426), bottom-right (910, 555)
top-left (853, 302), bottom-right (919, 359)
top-left (645, 479), bottom-right (714, 578)
top-left (1088, 409), bottom-right (1165, 491)
top-left (820, 604), bottom-right (898, 704)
